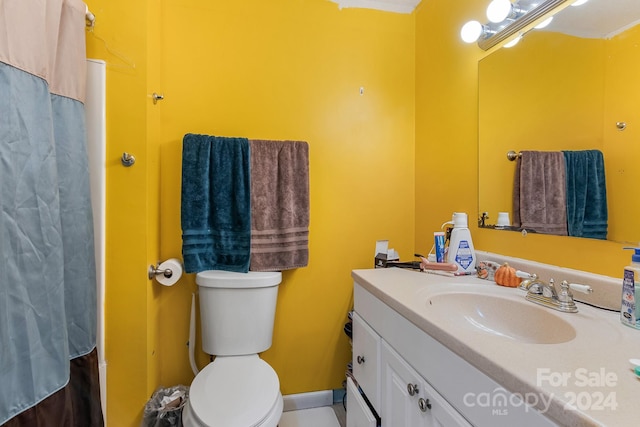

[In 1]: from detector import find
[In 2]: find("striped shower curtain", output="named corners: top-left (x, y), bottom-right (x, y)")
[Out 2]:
top-left (0, 0), bottom-right (103, 425)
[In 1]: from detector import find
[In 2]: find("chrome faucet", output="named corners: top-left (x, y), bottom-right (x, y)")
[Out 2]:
top-left (520, 276), bottom-right (593, 313)
top-left (518, 273), bottom-right (540, 291)
top-left (478, 212), bottom-right (489, 227)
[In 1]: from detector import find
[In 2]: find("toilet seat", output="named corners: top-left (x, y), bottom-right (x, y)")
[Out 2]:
top-left (184, 354), bottom-right (282, 427)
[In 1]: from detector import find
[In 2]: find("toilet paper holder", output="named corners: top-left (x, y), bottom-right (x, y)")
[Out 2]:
top-left (148, 263), bottom-right (175, 280)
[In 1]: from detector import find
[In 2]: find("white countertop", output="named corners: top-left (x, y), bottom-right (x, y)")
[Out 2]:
top-left (352, 267), bottom-right (640, 427)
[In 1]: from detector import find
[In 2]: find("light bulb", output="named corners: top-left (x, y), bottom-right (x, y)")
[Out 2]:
top-left (486, 0), bottom-right (512, 23)
top-left (571, 0), bottom-right (589, 6)
top-left (504, 35), bottom-right (521, 48)
top-left (461, 21), bottom-right (484, 43)
top-left (534, 16), bottom-right (553, 29)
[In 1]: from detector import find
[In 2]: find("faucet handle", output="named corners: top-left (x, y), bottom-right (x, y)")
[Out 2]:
top-left (568, 283), bottom-right (593, 294)
top-left (544, 278), bottom-right (558, 298)
top-left (556, 281), bottom-right (580, 311)
top-left (558, 280), bottom-right (572, 300)
top-left (559, 281), bottom-right (593, 296)
top-left (516, 270), bottom-right (533, 279)
top-left (518, 272), bottom-right (537, 291)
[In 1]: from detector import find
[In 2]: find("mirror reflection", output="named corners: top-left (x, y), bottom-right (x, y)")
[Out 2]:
top-left (478, 0), bottom-right (640, 244)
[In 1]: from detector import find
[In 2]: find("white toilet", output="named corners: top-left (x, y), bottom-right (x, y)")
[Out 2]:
top-left (182, 270), bottom-right (283, 427)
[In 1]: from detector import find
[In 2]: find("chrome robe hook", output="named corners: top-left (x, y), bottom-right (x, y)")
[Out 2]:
top-left (121, 152), bottom-right (135, 167)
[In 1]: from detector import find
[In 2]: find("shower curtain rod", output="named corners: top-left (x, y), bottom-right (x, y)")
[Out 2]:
top-left (85, 4), bottom-right (95, 28)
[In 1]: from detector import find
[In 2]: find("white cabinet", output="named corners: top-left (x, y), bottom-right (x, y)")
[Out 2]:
top-left (380, 341), bottom-right (471, 427)
top-left (352, 312), bottom-right (380, 410)
top-left (351, 281), bottom-right (557, 427)
top-left (350, 313), bottom-right (469, 427)
top-left (346, 377), bottom-right (377, 427)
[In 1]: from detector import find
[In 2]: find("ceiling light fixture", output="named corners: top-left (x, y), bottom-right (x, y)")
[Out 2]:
top-left (486, 0), bottom-right (526, 23)
top-left (461, 0), bottom-right (572, 50)
top-left (571, 0), bottom-right (589, 6)
top-left (503, 35), bottom-right (522, 47)
top-left (461, 21), bottom-right (488, 43)
top-left (534, 16), bottom-right (554, 29)
top-left (486, 0), bottom-right (512, 22)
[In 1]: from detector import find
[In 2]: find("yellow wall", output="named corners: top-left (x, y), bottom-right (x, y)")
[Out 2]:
top-left (83, 0), bottom-right (638, 424)
top-left (415, 0), bottom-right (630, 279)
top-left (85, 0), bottom-right (161, 424)
top-left (414, 0), bottom-right (483, 255)
top-left (87, 0), bottom-right (415, 425)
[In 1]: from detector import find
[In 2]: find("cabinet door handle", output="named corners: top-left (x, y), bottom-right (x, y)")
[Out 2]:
top-left (418, 398), bottom-right (432, 412)
top-left (357, 355), bottom-right (366, 364)
top-left (407, 383), bottom-right (419, 396)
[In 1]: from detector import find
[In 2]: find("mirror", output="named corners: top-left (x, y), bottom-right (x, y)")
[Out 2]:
top-left (478, 0), bottom-right (640, 244)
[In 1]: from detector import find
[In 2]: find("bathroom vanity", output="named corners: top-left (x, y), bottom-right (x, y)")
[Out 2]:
top-left (348, 261), bottom-right (639, 427)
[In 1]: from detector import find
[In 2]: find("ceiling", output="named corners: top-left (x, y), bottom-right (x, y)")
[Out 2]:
top-left (545, 0), bottom-right (640, 39)
top-left (329, 0), bottom-right (421, 14)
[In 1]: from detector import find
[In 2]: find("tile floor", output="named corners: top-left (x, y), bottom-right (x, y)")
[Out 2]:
top-left (278, 404), bottom-right (346, 427)
top-left (332, 402), bottom-right (347, 427)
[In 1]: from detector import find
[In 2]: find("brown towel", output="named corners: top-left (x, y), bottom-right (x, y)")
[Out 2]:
top-left (512, 151), bottom-right (568, 236)
top-left (249, 140), bottom-right (309, 271)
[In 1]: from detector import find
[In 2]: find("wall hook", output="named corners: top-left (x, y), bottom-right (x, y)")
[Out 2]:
top-left (121, 152), bottom-right (136, 167)
top-left (152, 93), bottom-right (164, 104)
top-left (616, 121), bottom-right (627, 131)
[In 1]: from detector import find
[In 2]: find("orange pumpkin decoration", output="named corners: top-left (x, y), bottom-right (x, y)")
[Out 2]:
top-left (495, 263), bottom-right (521, 287)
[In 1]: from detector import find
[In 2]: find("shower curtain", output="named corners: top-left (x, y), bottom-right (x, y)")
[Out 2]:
top-left (0, 0), bottom-right (103, 425)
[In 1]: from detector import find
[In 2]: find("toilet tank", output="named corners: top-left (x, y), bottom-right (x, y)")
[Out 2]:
top-left (196, 270), bottom-right (282, 356)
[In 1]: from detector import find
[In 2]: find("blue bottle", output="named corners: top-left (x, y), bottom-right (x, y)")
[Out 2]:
top-left (621, 247), bottom-right (640, 330)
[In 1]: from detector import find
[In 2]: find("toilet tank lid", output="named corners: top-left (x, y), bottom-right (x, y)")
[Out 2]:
top-left (196, 270), bottom-right (282, 288)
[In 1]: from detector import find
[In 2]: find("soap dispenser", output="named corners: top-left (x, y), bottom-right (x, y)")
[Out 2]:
top-left (621, 247), bottom-right (640, 330)
top-left (445, 212), bottom-right (476, 274)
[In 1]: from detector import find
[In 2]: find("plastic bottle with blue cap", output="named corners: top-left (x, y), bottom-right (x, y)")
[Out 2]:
top-left (620, 247), bottom-right (640, 330)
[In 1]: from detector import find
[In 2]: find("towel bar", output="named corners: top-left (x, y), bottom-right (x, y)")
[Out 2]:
top-left (507, 150), bottom-right (522, 161)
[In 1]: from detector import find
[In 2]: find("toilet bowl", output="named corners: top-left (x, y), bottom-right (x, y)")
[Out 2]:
top-left (182, 355), bottom-right (282, 427)
top-left (183, 270), bottom-right (284, 427)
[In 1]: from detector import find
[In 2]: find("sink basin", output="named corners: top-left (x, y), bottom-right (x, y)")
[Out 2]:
top-left (426, 292), bottom-right (577, 344)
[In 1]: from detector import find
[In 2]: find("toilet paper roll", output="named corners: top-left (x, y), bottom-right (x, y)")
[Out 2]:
top-left (155, 258), bottom-right (183, 286)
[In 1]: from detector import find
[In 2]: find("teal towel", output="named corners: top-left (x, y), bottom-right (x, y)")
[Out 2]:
top-left (563, 150), bottom-right (608, 240)
top-left (181, 134), bottom-right (251, 273)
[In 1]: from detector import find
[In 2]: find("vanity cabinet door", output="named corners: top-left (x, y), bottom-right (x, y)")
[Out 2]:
top-left (346, 377), bottom-right (378, 427)
top-left (352, 312), bottom-right (381, 410)
top-left (381, 341), bottom-right (471, 427)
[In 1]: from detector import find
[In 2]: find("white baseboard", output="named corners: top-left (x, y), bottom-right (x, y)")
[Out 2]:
top-left (282, 390), bottom-right (334, 412)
